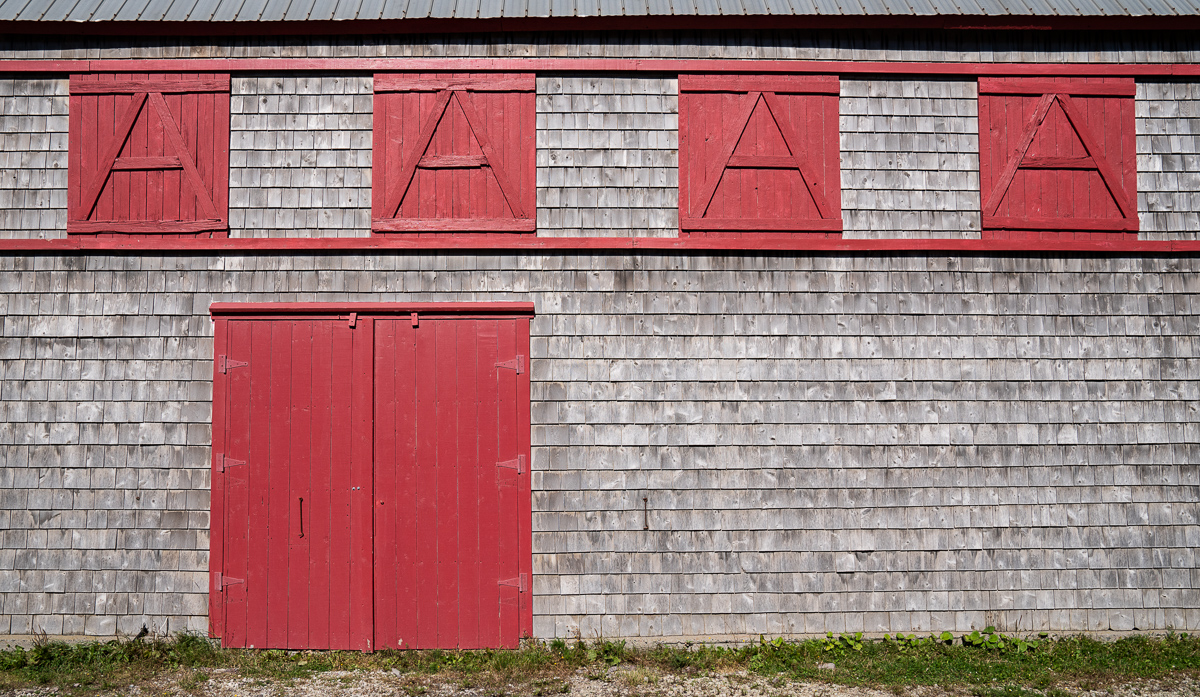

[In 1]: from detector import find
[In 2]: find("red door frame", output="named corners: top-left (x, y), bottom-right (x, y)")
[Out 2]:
top-left (209, 302), bottom-right (535, 649)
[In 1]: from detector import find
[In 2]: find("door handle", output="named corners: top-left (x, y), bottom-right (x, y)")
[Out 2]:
top-left (299, 497), bottom-right (305, 538)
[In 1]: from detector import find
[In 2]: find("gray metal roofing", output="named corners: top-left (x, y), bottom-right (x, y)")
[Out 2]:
top-left (0, 0), bottom-right (1194, 21)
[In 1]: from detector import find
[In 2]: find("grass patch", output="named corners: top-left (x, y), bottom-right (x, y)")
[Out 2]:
top-left (0, 631), bottom-right (1198, 695)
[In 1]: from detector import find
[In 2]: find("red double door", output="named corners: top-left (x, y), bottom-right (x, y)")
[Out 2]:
top-left (210, 308), bottom-right (532, 650)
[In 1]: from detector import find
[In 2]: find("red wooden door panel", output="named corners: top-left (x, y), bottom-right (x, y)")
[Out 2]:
top-left (212, 318), bottom-right (374, 650)
top-left (373, 316), bottom-right (531, 650)
top-left (68, 73), bottom-right (230, 237)
top-left (373, 74), bottom-right (536, 234)
top-left (679, 75), bottom-right (842, 237)
top-left (978, 77), bottom-right (1137, 241)
top-left (213, 308), bottom-right (531, 651)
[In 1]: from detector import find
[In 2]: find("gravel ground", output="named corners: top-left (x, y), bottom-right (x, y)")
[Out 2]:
top-left (6, 666), bottom-right (1199, 697)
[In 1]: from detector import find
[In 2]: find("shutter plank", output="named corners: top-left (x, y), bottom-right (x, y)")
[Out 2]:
top-left (76, 91), bottom-right (148, 222)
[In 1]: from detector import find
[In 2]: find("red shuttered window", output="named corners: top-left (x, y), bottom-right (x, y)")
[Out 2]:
top-left (68, 73), bottom-right (230, 237)
top-left (679, 74), bottom-right (842, 237)
top-left (978, 78), bottom-right (1138, 241)
top-left (372, 73), bottom-right (536, 234)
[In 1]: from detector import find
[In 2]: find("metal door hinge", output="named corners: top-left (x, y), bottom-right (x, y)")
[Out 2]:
top-left (496, 355), bottom-right (525, 374)
top-left (497, 455), bottom-right (526, 475)
top-left (214, 572), bottom-right (244, 591)
top-left (498, 573), bottom-right (528, 592)
top-left (218, 355), bottom-right (248, 374)
top-left (218, 454), bottom-right (246, 473)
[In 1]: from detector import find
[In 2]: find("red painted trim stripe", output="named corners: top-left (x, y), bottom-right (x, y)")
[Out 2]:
top-left (679, 74), bottom-right (840, 94)
top-left (210, 302), bottom-right (537, 316)
top-left (2, 58), bottom-right (1199, 77)
top-left (978, 77), bottom-right (1137, 96)
top-left (69, 76), bottom-right (230, 93)
top-left (374, 73), bottom-right (535, 92)
top-left (7, 236), bottom-right (1200, 254)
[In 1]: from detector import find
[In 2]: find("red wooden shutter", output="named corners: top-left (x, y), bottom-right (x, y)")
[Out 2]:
top-left (68, 73), bottom-right (230, 237)
top-left (679, 75), bottom-right (842, 237)
top-left (978, 77), bottom-right (1137, 240)
top-left (373, 73), bottom-right (536, 234)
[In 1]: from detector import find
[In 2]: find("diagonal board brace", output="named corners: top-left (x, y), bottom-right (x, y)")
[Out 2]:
top-left (76, 90), bottom-right (220, 223)
top-left (382, 89), bottom-right (526, 222)
top-left (982, 92), bottom-right (1134, 221)
top-left (692, 91), bottom-right (833, 221)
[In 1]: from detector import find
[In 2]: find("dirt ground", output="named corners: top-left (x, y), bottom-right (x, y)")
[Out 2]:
top-left (6, 666), bottom-right (1198, 697)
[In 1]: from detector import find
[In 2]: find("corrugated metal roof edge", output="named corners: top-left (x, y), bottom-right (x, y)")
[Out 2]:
top-left (0, 12), bottom-right (1196, 28)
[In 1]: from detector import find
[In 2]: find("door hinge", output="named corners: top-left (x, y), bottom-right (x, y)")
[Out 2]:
top-left (214, 572), bottom-right (244, 591)
top-left (218, 355), bottom-right (249, 374)
top-left (496, 355), bottom-right (525, 374)
top-left (218, 454), bottom-right (246, 473)
top-left (498, 573), bottom-right (528, 592)
top-left (497, 455), bottom-right (526, 475)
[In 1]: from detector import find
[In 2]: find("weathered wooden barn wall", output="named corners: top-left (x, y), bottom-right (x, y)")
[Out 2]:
top-left (229, 75), bottom-right (374, 238)
top-left (0, 78), bottom-right (66, 240)
top-left (0, 253), bottom-right (1197, 637)
top-left (1137, 81), bottom-right (1200, 240)
top-left (536, 76), bottom-right (679, 238)
top-left (840, 80), bottom-right (981, 240)
top-left (1, 29), bottom-right (1200, 639)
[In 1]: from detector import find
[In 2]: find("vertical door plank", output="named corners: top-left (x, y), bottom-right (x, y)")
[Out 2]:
top-left (495, 319), bottom-right (519, 647)
top-left (514, 318), bottom-right (534, 639)
top-left (456, 320), bottom-right (481, 649)
top-left (413, 318), bottom-right (438, 648)
top-left (328, 322), bottom-right (355, 649)
top-left (209, 319), bottom-right (228, 641)
top-left (373, 321), bottom-right (399, 650)
top-left (434, 320), bottom-right (461, 647)
top-left (350, 318), bottom-right (376, 651)
top-left (393, 321), bottom-right (420, 649)
top-left (244, 322), bottom-right (273, 648)
top-left (308, 320), bottom-right (335, 649)
top-left (266, 322), bottom-right (293, 649)
top-left (222, 320), bottom-right (254, 647)
top-left (287, 322), bottom-right (313, 649)
top-left (475, 320), bottom-right (502, 648)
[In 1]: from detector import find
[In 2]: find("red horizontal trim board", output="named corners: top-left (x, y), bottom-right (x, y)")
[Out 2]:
top-left (2, 58), bottom-right (1200, 77)
top-left (977, 78), bottom-right (1136, 96)
top-left (679, 74), bottom-right (840, 94)
top-left (210, 302), bottom-right (536, 317)
top-left (374, 73), bottom-right (535, 92)
top-left (2, 236), bottom-right (1200, 254)
top-left (68, 76), bottom-right (231, 93)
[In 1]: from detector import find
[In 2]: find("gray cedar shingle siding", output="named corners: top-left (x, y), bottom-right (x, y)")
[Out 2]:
top-left (1137, 81), bottom-right (1200, 240)
top-left (229, 75), bottom-right (373, 238)
top-left (840, 80), bottom-right (982, 240)
top-left (1, 254), bottom-right (1199, 637)
top-left (536, 76), bottom-right (679, 237)
top-left (0, 79), bottom-right (67, 240)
